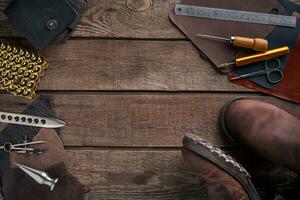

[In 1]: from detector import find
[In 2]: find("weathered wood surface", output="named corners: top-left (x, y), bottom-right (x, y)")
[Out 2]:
top-left (0, 39), bottom-right (246, 92)
top-left (0, 0), bottom-right (183, 38)
top-left (0, 94), bottom-right (299, 147)
top-left (1, 0), bottom-right (299, 39)
top-left (1, 0), bottom-right (300, 199)
top-left (67, 150), bottom-right (298, 200)
top-left (37, 40), bottom-right (244, 91)
top-left (0, 39), bottom-right (247, 91)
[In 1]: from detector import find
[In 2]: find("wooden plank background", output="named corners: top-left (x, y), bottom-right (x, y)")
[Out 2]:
top-left (0, 94), bottom-right (299, 147)
top-left (0, 0), bottom-right (299, 199)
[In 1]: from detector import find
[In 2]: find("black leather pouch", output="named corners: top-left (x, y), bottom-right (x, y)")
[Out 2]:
top-left (4, 0), bottom-right (88, 49)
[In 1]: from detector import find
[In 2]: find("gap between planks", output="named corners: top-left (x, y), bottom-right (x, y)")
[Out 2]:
top-left (64, 145), bottom-right (245, 151)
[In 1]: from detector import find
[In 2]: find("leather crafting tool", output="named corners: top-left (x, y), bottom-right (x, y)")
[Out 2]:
top-left (0, 111), bottom-right (66, 128)
top-left (0, 141), bottom-right (44, 152)
top-left (3, 162), bottom-right (85, 200)
top-left (218, 46), bottom-right (290, 69)
top-left (0, 95), bottom-right (59, 187)
top-left (175, 4), bottom-right (296, 27)
top-left (196, 34), bottom-right (269, 51)
top-left (170, 0), bottom-right (300, 102)
top-left (11, 129), bottom-right (67, 170)
top-left (229, 58), bottom-right (283, 84)
top-left (170, 0), bottom-right (285, 67)
top-left (0, 135), bottom-right (46, 154)
top-left (14, 135), bottom-right (46, 154)
top-left (230, 0), bottom-right (300, 92)
top-left (15, 163), bottom-right (59, 191)
top-left (229, 38), bottom-right (300, 103)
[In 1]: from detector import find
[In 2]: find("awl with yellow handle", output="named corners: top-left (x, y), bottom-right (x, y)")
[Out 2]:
top-left (218, 46), bottom-right (290, 69)
top-left (196, 34), bottom-right (269, 52)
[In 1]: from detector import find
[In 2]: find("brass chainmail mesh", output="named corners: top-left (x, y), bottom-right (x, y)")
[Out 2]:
top-left (0, 42), bottom-right (48, 100)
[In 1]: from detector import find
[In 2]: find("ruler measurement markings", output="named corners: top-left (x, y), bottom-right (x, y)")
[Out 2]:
top-left (175, 4), bottom-right (296, 27)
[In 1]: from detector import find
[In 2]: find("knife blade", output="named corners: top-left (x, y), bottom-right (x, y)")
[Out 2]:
top-left (0, 111), bottom-right (66, 128)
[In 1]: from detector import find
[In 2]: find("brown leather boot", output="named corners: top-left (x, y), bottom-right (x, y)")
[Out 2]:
top-left (182, 134), bottom-right (260, 200)
top-left (220, 98), bottom-right (300, 175)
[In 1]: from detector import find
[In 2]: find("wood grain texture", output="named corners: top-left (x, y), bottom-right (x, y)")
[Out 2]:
top-left (37, 40), bottom-right (242, 91)
top-left (0, 0), bottom-right (183, 38)
top-left (1, 0), bottom-right (298, 39)
top-left (66, 149), bottom-right (298, 200)
top-left (1, 1), bottom-right (299, 198)
top-left (1, 0), bottom-right (299, 39)
top-left (0, 93), bottom-right (299, 147)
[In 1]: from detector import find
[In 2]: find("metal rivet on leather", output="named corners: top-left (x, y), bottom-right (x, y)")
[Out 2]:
top-left (46, 19), bottom-right (58, 30)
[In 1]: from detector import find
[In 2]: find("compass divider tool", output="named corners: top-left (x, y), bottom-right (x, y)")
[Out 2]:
top-left (0, 140), bottom-right (46, 153)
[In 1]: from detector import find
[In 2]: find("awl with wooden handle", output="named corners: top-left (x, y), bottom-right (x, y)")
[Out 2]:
top-left (196, 34), bottom-right (269, 52)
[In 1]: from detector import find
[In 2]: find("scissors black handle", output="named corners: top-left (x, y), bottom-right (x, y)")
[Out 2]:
top-left (264, 59), bottom-right (283, 84)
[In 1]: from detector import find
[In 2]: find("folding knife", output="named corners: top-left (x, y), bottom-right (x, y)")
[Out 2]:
top-left (0, 111), bottom-right (66, 128)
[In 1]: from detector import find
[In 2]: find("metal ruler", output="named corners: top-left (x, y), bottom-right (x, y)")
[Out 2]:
top-left (175, 4), bottom-right (297, 28)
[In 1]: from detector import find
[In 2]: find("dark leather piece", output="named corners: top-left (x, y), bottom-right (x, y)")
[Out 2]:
top-left (0, 153), bottom-right (9, 191)
top-left (51, 0), bottom-right (88, 44)
top-left (0, 95), bottom-right (57, 146)
top-left (232, 0), bottom-right (300, 89)
top-left (4, 0), bottom-right (88, 49)
top-left (170, 0), bottom-right (284, 66)
top-left (0, 95), bottom-right (57, 186)
top-left (229, 37), bottom-right (300, 103)
top-left (2, 162), bottom-right (84, 200)
top-left (170, 0), bottom-right (300, 102)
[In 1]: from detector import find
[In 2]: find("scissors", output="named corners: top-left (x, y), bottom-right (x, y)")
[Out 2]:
top-left (229, 58), bottom-right (283, 84)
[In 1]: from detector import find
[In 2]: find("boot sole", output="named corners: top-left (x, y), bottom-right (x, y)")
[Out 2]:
top-left (219, 97), bottom-right (251, 144)
top-left (183, 134), bottom-right (261, 200)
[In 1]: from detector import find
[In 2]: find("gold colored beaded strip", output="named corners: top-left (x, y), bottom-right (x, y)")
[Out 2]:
top-left (0, 42), bottom-right (48, 100)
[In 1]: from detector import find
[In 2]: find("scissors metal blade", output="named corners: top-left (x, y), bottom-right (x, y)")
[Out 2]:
top-left (230, 58), bottom-right (283, 84)
top-left (0, 111), bottom-right (66, 128)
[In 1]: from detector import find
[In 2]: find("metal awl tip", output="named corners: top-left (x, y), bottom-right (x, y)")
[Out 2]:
top-left (15, 162), bottom-right (59, 191)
